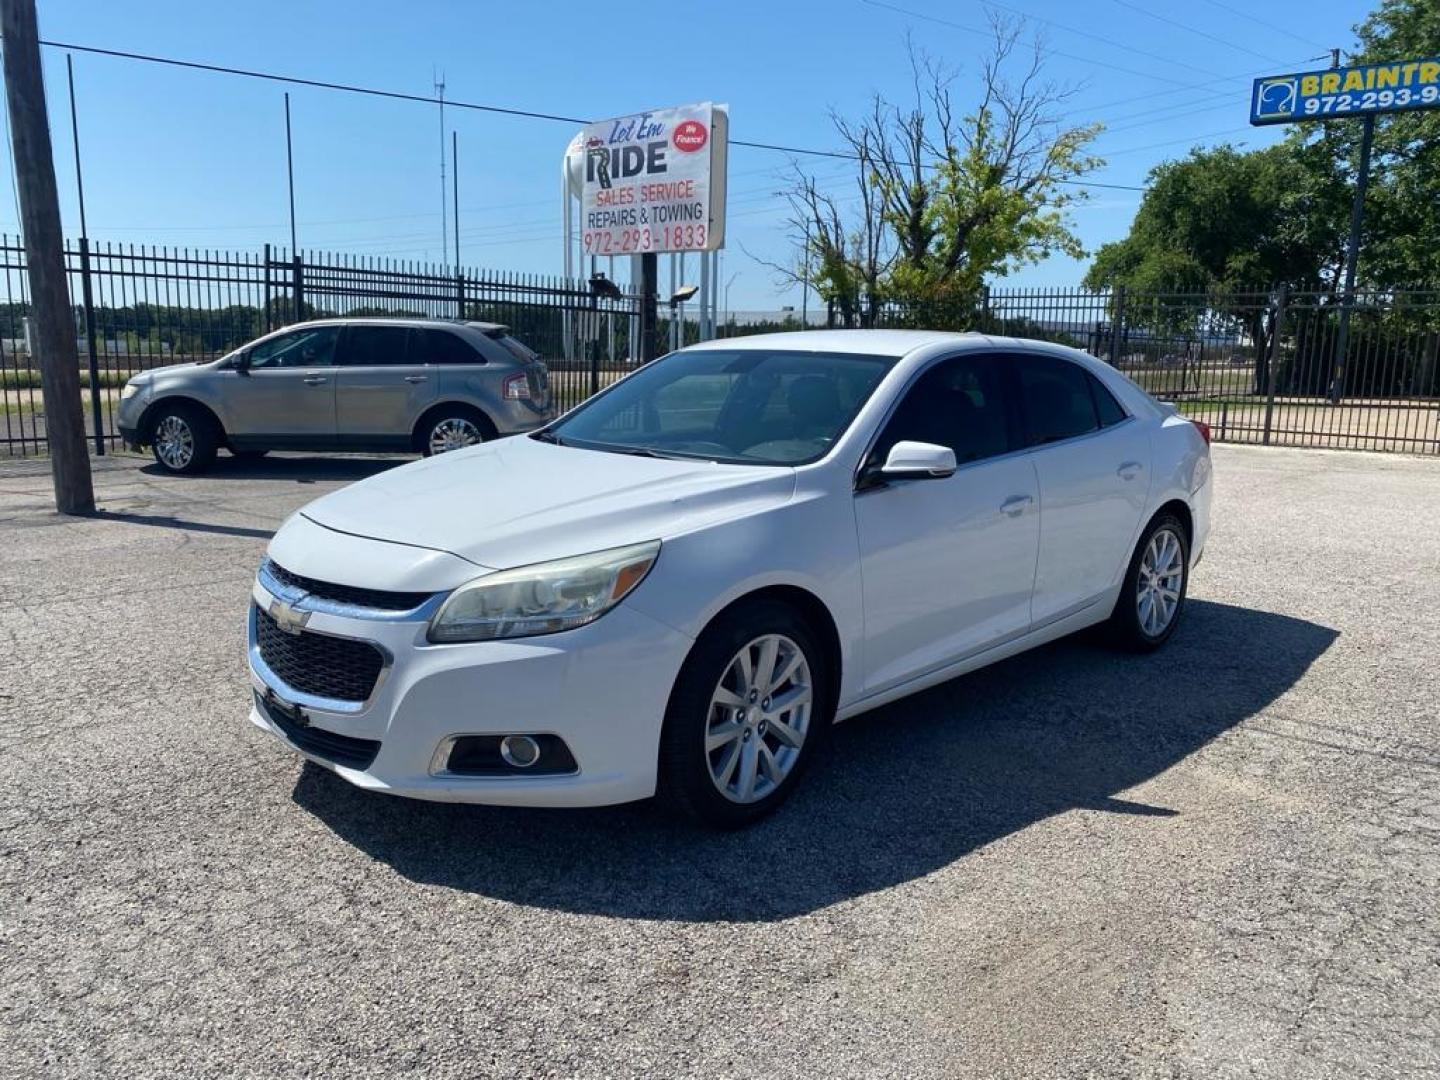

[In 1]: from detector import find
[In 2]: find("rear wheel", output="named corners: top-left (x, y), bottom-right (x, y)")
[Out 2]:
top-left (418, 405), bottom-right (493, 456)
top-left (148, 402), bottom-right (218, 475)
top-left (659, 599), bottom-right (832, 828)
top-left (1111, 512), bottom-right (1190, 651)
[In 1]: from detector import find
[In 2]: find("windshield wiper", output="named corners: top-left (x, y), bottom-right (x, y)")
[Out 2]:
top-left (602, 444), bottom-right (688, 460)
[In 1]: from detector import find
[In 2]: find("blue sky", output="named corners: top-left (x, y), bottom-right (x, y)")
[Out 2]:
top-left (16, 0), bottom-right (1367, 309)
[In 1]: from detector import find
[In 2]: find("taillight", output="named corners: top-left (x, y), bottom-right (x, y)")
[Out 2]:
top-left (503, 372), bottom-right (531, 401)
top-left (1192, 419), bottom-right (1212, 446)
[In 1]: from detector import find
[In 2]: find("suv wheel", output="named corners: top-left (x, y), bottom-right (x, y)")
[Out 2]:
top-left (659, 599), bottom-right (832, 828)
top-left (420, 407), bottom-right (492, 456)
top-left (148, 403), bottom-right (217, 475)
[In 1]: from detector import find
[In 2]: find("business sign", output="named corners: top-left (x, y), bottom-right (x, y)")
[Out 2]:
top-left (1251, 58), bottom-right (1440, 125)
top-left (580, 102), bottom-right (728, 256)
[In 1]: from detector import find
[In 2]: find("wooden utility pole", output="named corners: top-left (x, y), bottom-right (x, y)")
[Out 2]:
top-left (2, 0), bottom-right (94, 513)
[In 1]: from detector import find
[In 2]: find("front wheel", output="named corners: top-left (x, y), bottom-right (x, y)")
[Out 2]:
top-left (1110, 512), bottom-right (1190, 651)
top-left (659, 599), bottom-right (832, 828)
top-left (148, 403), bottom-right (217, 475)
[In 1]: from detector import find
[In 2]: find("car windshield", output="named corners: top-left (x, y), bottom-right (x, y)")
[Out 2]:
top-left (544, 348), bottom-right (899, 465)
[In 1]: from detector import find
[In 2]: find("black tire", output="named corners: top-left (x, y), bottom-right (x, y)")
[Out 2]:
top-left (1110, 511), bottom-right (1190, 652)
top-left (147, 401), bottom-right (218, 475)
top-left (658, 598), bottom-right (833, 828)
top-left (416, 404), bottom-right (495, 457)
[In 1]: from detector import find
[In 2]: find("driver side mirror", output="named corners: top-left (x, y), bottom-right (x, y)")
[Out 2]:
top-left (877, 440), bottom-right (957, 481)
top-left (234, 350), bottom-right (252, 376)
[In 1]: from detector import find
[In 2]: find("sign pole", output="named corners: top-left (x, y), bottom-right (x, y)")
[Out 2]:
top-left (1329, 113), bottom-right (1375, 405)
top-left (2, 0), bottom-right (94, 513)
top-left (639, 253), bottom-right (658, 363)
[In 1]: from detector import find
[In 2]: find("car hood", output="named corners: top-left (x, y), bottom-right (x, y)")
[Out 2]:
top-left (300, 435), bottom-right (797, 571)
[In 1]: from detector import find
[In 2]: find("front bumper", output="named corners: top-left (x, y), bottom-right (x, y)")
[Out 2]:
top-left (246, 573), bottom-right (693, 807)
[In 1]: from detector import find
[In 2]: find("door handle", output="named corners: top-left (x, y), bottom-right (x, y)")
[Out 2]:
top-left (1117, 461), bottom-right (1143, 480)
top-left (302, 375), bottom-right (328, 386)
top-left (1000, 494), bottom-right (1034, 517)
top-left (403, 374), bottom-right (427, 384)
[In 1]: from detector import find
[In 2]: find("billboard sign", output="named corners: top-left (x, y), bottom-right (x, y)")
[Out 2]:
top-left (1251, 58), bottom-right (1440, 125)
top-left (580, 102), bottom-right (728, 256)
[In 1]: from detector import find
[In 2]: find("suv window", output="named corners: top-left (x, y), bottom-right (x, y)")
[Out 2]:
top-left (246, 325), bottom-right (339, 369)
top-left (1089, 373), bottom-right (1128, 427)
top-left (337, 324), bottom-right (413, 367)
top-left (1017, 354), bottom-right (1100, 446)
top-left (411, 327), bottom-right (483, 365)
top-left (873, 354), bottom-right (1014, 467)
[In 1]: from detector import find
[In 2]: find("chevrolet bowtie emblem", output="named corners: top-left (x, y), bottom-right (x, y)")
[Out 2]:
top-left (269, 596), bottom-right (311, 635)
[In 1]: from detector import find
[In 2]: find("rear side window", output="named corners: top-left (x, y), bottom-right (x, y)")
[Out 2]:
top-left (1017, 354), bottom-right (1099, 446)
top-left (337, 324), bottom-right (412, 367)
top-left (1088, 373), bottom-right (1128, 427)
top-left (411, 328), bottom-right (483, 365)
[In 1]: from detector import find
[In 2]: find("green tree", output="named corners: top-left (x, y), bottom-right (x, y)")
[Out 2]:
top-left (767, 21), bottom-right (1102, 324)
top-left (1084, 144), bottom-right (1349, 390)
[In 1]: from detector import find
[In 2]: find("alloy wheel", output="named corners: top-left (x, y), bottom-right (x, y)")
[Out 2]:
top-left (1136, 527), bottom-right (1184, 637)
top-left (428, 417), bottom-right (483, 455)
top-left (154, 415), bottom-right (195, 470)
top-left (705, 633), bottom-right (812, 804)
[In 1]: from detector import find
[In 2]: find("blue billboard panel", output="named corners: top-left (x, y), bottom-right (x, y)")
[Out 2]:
top-left (1251, 58), bottom-right (1440, 125)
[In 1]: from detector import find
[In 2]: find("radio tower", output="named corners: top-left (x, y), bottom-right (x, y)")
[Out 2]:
top-left (434, 69), bottom-right (447, 264)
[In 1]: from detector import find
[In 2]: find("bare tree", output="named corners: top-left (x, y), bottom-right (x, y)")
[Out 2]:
top-left (763, 18), bottom-right (1102, 325)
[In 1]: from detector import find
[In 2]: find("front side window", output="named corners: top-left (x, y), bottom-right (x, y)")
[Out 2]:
top-left (546, 348), bottom-right (898, 465)
top-left (337, 324), bottom-right (413, 367)
top-left (871, 354), bottom-right (1016, 468)
top-left (246, 326), bottom-right (339, 369)
top-left (1017, 354), bottom-right (1100, 446)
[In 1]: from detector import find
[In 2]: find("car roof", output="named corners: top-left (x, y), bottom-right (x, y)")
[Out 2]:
top-left (682, 329), bottom-right (983, 357)
top-left (285, 317), bottom-right (508, 333)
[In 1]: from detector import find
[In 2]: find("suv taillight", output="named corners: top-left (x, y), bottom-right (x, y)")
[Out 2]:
top-left (503, 372), bottom-right (531, 401)
top-left (1192, 419), bottom-right (1212, 446)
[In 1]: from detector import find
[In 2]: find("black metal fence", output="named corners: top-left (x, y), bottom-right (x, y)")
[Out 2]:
top-left (0, 236), bottom-right (640, 456)
top-left (2, 234), bottom-right (1437, 458)
top-left (719, 286), bottom-right (1440, 456)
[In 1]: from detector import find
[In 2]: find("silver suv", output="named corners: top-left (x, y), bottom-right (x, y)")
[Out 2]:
top-left (117, 318), bottom-right (554, 474)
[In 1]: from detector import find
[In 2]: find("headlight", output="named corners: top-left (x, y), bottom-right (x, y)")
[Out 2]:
top-left (120, 381), bottom-right (142, 400)
top-left (427, 540), bottom-right (660, 643)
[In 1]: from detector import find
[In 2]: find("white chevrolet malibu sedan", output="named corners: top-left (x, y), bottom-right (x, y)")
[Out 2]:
top-left (248, 330), bottom-right (1212, 827)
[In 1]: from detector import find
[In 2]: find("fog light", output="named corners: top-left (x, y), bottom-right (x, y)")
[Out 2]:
top-left (499, 734), bottom-right (541, 769)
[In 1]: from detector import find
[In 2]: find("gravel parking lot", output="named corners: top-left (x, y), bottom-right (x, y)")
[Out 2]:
top-left (2, 444), bottom-right (1437, 1079)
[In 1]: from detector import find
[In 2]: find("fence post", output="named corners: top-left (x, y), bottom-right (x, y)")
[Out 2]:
top-left (291, 253), bottom-right (304, 323)
top-left (1262, 285), bottom-right (1286, 447)
top-left (979, 285), bottom-right (991, 332)
top-left (77, 236), bottom-right (102, 455)
top-left (588, 295), bottom-right (601, 397)
top-left (456, 269), bottom-right (465, 320)
top-left (262, 243), bottom-right (271, 333)
top-left (1108, 285), bottom-right (1126, 368)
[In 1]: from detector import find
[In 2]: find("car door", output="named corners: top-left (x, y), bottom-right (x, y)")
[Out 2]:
top-left (223, 325), bottom-right (338, 444)
top-left (853, 353), bottom-right (1040, 692)
top-left (1015, 352), bottom-right (1151, 625)
top-left (333, 324), bottom-right (436, 445)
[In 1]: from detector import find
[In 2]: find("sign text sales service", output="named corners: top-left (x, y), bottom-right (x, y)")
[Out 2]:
top-left (581, 103), bottom-right (727, 256)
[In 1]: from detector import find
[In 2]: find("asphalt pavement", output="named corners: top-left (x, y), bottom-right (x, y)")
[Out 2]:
top-left (1, 445), bottom-right (1437, 1078)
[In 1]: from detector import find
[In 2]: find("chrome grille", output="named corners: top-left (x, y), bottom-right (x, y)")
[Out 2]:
top-left (265, 560), bottom-right (431, 612)
top-left (254, 605), bottom-right (385, 703)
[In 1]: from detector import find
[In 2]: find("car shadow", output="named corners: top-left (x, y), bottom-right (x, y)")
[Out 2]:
top-left (290, 599), bottom-right (1337, 923)
top-left (139, 453), bottom-right (409, 483)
